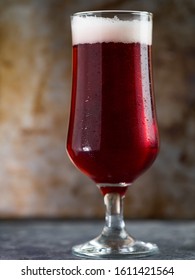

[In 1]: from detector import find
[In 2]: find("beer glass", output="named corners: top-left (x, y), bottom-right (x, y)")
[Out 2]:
top-left (67, 10), bottom-right (159, 258)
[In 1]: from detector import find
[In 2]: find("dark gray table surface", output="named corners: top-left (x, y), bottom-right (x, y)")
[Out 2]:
top-left (0, 220), bottom-right (194, 260)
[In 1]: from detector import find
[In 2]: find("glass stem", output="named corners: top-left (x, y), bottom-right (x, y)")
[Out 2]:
top-left (102, 193), bottom-right (129, 239)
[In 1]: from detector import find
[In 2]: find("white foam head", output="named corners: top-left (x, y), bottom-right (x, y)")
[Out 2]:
top-left (71, 15), bottom-right (152, 45)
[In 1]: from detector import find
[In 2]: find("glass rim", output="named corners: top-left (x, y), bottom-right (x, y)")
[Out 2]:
top-left (72, 10), bottom-right (153, 17)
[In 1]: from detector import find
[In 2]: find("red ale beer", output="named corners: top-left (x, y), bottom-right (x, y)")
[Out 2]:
top-left (67, 15), bottom-right (159, 195)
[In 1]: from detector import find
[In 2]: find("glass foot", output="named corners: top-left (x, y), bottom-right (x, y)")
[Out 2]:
top-left (72, 234), bottom-right (159, 259)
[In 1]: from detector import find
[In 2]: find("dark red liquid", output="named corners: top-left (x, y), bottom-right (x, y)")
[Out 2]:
top-left (67, 42), bottom-right (159, 195)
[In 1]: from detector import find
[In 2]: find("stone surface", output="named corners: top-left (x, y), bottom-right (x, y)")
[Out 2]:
top-left (0, 0), bottom-right (194, 218)
top-left (0, 220), bottom-right (195, 260)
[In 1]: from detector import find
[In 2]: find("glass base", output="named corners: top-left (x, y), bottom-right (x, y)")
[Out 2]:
top-left (72, 234), bottom-right (159, 259)
top-left (72, 193), bottom-right (159, 259)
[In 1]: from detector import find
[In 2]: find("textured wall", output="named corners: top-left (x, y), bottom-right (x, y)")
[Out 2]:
top-left (0, 0), bottom-right (194, 218)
